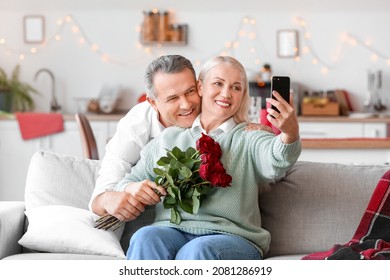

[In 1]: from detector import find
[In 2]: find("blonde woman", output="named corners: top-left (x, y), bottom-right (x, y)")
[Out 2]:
top-left (116, 56), bottom-right (301, 260)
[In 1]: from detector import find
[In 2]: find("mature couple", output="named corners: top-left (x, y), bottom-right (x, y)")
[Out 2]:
top-left (89, 54), bottom-right (301, 260)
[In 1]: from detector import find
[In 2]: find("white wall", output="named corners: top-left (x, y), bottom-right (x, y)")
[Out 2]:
top-left (1, 0), bottom-right (390, 113)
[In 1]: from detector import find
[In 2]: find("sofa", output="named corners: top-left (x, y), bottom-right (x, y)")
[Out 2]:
top-left (1, 150), bottom-right (389, 260)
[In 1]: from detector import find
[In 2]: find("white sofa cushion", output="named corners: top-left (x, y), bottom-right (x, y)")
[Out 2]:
top-left (21, 151), bottom-right (125, 258)
top-left (25, 150), bottom-right (100, 210)
top-left (19, 205), bottom-right (125, 258)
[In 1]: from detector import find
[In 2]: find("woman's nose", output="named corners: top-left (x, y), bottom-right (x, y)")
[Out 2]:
top-left (220, 87), bottom-right (232, 98)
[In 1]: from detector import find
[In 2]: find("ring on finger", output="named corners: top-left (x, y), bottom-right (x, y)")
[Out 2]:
top-left (274, 113), bottom-right (280, 119)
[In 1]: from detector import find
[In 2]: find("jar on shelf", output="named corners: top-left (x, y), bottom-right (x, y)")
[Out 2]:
top-left (170, 24), bottom-right (182, 42)
top-left (157, 11), bottom-right (169, 42)
top-left (142, 10), bottom-right (156, 42)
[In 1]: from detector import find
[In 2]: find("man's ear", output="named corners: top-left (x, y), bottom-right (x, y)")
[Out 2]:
top-left (197, 80), bottom-right (203, 97)
top-left (147, 97), bottom-right (158, 112)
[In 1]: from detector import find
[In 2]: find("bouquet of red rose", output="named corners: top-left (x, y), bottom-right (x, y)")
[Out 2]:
top-left (95, 133), bottom-right (231, 229)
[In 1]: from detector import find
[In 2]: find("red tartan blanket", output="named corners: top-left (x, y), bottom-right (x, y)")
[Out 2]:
top-left (302, 169), bottom-right (390, 260)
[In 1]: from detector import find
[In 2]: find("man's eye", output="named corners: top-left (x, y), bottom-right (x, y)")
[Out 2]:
top-left (166, 97), bottom-right (178, 102)
top-left (186, 89), bottom-right (196, 95)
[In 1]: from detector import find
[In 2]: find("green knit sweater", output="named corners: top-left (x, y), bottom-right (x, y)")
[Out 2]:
top-left (115, 122), bottom-right (301, 255)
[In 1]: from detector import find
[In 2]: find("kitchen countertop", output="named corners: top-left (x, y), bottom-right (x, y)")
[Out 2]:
top-left (301, 138), bottom-right (390, 149)
top-left (2, 114), bottom-right (390, 122)
top-left (298, 116), bottom-right (390, 123)
top-left (0, 112), bottom-right (126, 121)
top-left (2, 113), bottom-right (390, 149)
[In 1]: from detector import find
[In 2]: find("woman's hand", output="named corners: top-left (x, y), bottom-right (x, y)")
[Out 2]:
top-left (266, 90), bottom-right (300, 144)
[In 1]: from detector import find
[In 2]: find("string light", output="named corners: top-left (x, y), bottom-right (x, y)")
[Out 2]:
top-left (344, 33), bottom-right (390, 63)
top-left (295, 17), bottom-right (390, 73)
top-left (2, 13), bottom-right (390, 72)
top-left (295, 17), bottom-right (331, 74)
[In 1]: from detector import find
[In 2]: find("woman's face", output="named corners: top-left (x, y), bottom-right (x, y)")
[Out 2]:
top-left (198, 63), bottom-right (245, 127)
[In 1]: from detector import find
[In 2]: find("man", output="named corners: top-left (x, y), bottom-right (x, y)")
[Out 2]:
top-left (89, 55), bottom-right (201, 221)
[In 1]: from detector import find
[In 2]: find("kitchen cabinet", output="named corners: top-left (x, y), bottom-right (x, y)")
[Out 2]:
top-left (0, 116), bottom-right (121, 201)
top-left (298, 117), bottom-right (390, 165)
top-left (299, 122), bottom-right (387, 138)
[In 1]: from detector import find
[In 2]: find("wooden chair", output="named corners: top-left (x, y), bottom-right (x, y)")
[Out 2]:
top-left (75, 113), bottom-right (99, 160)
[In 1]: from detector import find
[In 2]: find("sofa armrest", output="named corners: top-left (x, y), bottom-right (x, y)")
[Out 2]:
top-left (0, 201), bottom-right (25, 259)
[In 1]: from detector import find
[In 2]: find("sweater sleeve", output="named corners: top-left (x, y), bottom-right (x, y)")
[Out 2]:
top-left (248, 130), bottom-right (301, 181)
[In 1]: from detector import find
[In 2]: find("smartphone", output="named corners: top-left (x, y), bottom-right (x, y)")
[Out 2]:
top-left (271, 76), bottom-right (290, 113)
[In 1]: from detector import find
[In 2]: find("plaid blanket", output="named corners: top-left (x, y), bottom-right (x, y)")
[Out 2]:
top-left (302, 169), bottom-right (390, 260)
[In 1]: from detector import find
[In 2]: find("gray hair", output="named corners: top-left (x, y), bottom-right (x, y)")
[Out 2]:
top-left (198, 56), bottom-right (249, 123)
top-left (144, 55), bottom-right (196, 99)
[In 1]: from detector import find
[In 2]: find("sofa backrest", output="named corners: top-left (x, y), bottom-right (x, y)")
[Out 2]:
top-left (259, 160), bottom-right (390, 258)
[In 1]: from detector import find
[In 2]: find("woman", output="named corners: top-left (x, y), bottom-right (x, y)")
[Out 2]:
top-left (115, 56), bottom-right (301, 260)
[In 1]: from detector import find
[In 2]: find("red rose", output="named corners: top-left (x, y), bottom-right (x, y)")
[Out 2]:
top-left (196, 133), bottom-right (222, 158)
top-left (199, 160), bottom-right (232, 187)
top-left (210, 172), bottom-right (232, 188)
top-left (199, 162), bottom-right (211, 181)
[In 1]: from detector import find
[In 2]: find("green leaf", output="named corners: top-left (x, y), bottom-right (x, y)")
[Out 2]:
top-left (171, 147), bottom-right (183, 160)
top-left (153, 168), bottom-right (165, 176)
top-left (179, 199), bottom-right (193, 214)
top-left (165, 174), bottom-right (175, 188)
top-left (170, 207), bottom-right (181, 224)
top-left (186, 147), bottom-right (197, 157)
top-left (179, 166), bottom-right (192, 180)
top-left (181, 158), bottom-right (195, 169)
top-left (157, 157), bottom-right (170, 166)
top-left (166, 186), bottom-right (176, 199)
top-left (192, 196), bottom-right (200, 214)
top-left (165, 196), bottom-right (177, 205)
top-left (170, 158), bottom-right (183, 169)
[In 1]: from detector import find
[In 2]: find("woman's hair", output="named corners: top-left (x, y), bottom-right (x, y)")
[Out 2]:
top-left (144, 55), bottom-right (196, 99)
top-left (198, 56), bottom-right (249, 123)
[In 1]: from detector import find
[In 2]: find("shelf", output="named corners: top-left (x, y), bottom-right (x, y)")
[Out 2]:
top-left (302, 138), bottom-right (390, 149)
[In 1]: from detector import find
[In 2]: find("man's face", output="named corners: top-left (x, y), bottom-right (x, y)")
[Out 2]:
top-left (148, 68), bottom-right (201, 128)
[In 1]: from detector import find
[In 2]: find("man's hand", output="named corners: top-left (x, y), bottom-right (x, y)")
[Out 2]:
top-left (97, 191), bottom-right (145, 222)
top-left (124, 179), bottom-right (167, 206)
top-left (245, 123), bottom-right (274, 133)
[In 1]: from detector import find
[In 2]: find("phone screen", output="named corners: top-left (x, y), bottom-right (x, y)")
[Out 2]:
top-left (271, 76), bottom-right (290, 113)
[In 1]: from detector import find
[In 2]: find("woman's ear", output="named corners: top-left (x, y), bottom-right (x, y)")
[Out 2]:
top-left (197, 80), bottom-right (203, 97)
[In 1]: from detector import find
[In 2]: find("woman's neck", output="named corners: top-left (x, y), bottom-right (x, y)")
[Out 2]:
top-left (199, 114), bottom-right (226, 133)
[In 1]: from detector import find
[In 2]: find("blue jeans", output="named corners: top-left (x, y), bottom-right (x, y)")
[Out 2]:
top-left (126, 225), bottom-right (262, 260)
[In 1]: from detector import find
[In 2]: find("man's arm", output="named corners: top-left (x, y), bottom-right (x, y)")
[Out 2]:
top-left (89, 102), bottom-right (162, 215)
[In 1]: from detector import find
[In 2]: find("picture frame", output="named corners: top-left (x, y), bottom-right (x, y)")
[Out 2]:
top-left (277, 30), bottom-right (299, 58)
top-left (24, 15), bottom-right (45, 44)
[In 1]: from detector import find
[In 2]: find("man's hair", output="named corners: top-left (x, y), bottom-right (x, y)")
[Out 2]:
top-left (198, 56), bottom-right (249, 123)
top-left (144, 55), bottom-right (196, 99)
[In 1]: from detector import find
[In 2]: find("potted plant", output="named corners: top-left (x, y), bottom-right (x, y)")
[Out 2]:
top-left (0, 65), bottom-right (37, 112)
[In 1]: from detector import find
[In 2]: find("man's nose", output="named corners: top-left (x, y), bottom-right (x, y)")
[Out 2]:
top-left (179, 96), bottom-right (191, 108)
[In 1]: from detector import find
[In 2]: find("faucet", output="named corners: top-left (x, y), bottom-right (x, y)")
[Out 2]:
top-left (34, 68), bottom-right (61, 112)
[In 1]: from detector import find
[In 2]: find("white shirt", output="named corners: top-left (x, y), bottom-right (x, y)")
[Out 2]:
top-left (88, 101), bottom-right (165, 210)
top-left (191, 115), bottom-right (237, 138)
